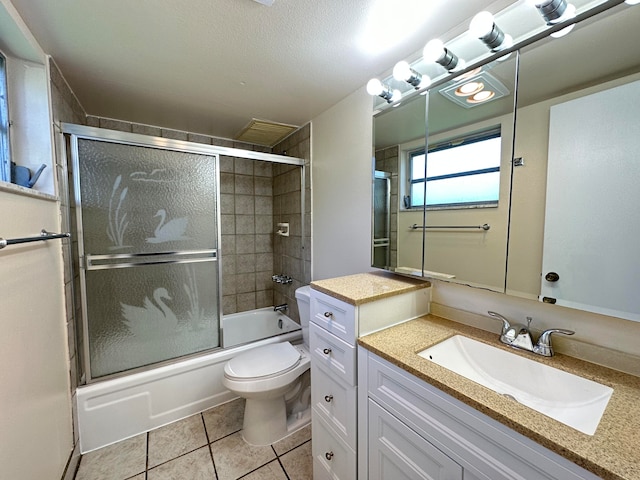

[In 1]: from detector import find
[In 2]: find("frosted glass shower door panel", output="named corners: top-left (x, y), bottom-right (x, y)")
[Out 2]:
top-left (86, 262), bottom-right (220, 378)
top-left (77, 139), bottom-right (218, 253)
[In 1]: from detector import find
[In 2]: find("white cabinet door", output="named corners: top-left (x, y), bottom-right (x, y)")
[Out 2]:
top-left (541, 79), bottom-right (640, 321)
top-left (368, 399), bottom-right (462, 480)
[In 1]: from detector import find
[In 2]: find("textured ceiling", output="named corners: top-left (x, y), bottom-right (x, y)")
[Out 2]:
top-left (8, 0), bottom-right (509, 139)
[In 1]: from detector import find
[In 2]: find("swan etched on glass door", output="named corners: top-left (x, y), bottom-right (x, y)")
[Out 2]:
top-left (121, 287), bottom-right (179, 338)
top-left (146, 209), bottom-right (190, 243)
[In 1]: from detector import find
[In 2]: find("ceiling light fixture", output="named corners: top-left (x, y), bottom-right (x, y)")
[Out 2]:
top-left (467, 90), bottom-right (496, 104)
top-left (469, 11), bottom-right (513, 52)
top-left (423, 39), bottom-right (463, 72)
top-left (455, 82), bottom-right (485, 97)
top-left (531, 0), bottom-right (577, 37)
top-left (366, 78), bottom-right (401, 103)
top-left (393, 61), bottom-right (431, 90)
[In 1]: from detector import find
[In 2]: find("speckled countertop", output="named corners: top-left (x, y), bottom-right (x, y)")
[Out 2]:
top-left (358, 315), bottom-right (640, 480)
top-left (310, 271), bottom-right (431, 306)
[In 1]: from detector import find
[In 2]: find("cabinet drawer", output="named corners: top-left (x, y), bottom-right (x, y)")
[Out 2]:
top-left (311, 364), bottom-right (357, 449)
top-left (310, 322), bottom-right (356, 386)
top-left (312, 410), bottom-right (356, 480)
top-left (310, 290), bottom-right (356, 343)
top-left (368, 399), bottom-right (462, 480)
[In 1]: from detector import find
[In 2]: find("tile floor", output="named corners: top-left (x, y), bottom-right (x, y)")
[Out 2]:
top-left (73, 398), bottom-right (313, 480)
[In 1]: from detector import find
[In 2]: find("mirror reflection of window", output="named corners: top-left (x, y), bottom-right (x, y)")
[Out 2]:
top-left (407, 128), bottom-right (501, 209)
top-left (0, 52), bottom-right (10, 183)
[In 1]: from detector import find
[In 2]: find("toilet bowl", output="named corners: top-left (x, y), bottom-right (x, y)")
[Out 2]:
top-left (222, 285), bottom-right (312, 445)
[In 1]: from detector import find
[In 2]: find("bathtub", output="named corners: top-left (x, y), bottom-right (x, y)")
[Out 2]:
top-left (76, 308), bottom-right (302, 453)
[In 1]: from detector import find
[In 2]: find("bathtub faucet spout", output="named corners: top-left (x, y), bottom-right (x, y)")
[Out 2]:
top-left (274, 304), bottom-right (288, 313)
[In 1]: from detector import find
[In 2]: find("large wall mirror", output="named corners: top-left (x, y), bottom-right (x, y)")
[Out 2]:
top-left (507, 1), bottom-right (640, 322)
top-left (372, 0), bottom-right (640, 322)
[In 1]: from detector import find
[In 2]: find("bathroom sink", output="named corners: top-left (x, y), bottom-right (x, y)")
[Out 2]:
top-left (418, 335), bottom-right (613, 435)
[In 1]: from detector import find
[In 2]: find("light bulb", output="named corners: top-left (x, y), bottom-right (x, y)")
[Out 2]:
top-left (390, 89), bottom-right (402, 103)
top-left (423, 39), bottom-right (445, 63)
top-left (469, 11), bottom-right (495, 38)
top-left (625, 0), bottom-right (640, 5)
top-left (393, 61), bottom-right (412, 82)
top-left (553, 2), bottom-right (575, 23)
top-left (366, 78), bottom-right (383, 96)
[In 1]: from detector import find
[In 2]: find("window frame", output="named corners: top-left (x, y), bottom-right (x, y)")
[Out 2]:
top-left (407, 127), bottom-right (501, 210)
top-left (0, 50), bottom-right (10, 183)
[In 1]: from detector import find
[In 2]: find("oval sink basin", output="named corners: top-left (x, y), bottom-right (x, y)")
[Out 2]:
top-left (418, 335), bottom-right (613, 435)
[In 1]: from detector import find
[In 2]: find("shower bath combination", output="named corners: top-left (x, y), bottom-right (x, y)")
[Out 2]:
top-left (62, 124), bottom-right (307, 452)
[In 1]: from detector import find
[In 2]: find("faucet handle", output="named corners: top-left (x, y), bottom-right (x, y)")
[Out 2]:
top-left (488, 311), bottom-right (511, 334)
top-left (534, 328), bottom-right (575, 357)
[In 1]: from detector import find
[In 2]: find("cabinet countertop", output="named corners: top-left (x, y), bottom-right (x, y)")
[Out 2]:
top-left (358, 315), bottom-right (640, 480)
top-left (310, 271), bottom-right (430, 306)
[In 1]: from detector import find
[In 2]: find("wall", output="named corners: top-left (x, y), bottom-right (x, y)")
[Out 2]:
top-left (0, 2), bottom-right (74, 478)
top-left (311, 86), bottom-right (374, 281)
top-left (0, 194), bottom-right (73, 480)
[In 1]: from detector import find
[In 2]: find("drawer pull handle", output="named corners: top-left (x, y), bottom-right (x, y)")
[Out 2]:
top-left (324, 311), bottom-right (333, 318)
top-left (325, 451), bottom-right (334, 461)
top-left (324, 395), bottom-right (333, 402)
top-left (322, 348), bottom-right (332, 355)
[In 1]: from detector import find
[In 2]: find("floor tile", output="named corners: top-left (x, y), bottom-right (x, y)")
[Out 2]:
top-left (147, 446), bottom-right (215, 480)
top-left (202, 398), bottom-right (245, 442)
top-left (211, 431), bottom-right (276, 480)
top-left (279, 441), bottom-right (313, 480)
top-left (241, 460), bottom-right (288, 480)
top-left (75, 434), bottom-right (146, 480)
top-left (148, 414), bottom-right (208, 468)
top-left (272, 424), bottom-right (311, 456)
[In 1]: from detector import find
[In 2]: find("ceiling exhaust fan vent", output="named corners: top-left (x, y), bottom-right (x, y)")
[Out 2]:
top-left (235, 119), bottom-right (298, 147)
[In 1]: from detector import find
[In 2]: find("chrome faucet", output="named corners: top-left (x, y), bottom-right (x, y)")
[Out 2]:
top-left (487, 311), bottom-right (574, 357)
top-left (274, 303), bottom-right (288, 313)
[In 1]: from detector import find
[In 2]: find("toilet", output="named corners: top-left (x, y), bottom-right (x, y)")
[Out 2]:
top-left (222, 285), bottom-right (311, 445)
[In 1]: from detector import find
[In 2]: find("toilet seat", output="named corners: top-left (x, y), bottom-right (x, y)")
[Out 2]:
top-left (224, 342), bottom-right (301, 381)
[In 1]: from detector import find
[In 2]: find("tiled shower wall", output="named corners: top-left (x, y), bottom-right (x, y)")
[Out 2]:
top-left (272, 125), bottom-right (312, 324)
top-left (219, 156), bottom-right (276, 315)
top-left (374, 145), bottom-right (398, 270)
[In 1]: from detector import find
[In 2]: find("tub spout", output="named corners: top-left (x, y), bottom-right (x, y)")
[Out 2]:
top-left (274, 304), bottom-right (288, 313)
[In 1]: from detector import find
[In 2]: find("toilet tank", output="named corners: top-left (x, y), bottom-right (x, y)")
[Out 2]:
top-left (295, 285), bottom-right (311, 347)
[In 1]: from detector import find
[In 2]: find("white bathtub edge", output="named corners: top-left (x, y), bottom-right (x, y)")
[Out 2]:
top-left (77, 330), bottom-right (301, 453)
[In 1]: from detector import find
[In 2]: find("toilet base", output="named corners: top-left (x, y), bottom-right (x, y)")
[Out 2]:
top-left (241, 398), bottom-right (311, 446)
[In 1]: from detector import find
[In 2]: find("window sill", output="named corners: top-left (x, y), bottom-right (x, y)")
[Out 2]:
top-left (0, 181), bottom-right (58, 202)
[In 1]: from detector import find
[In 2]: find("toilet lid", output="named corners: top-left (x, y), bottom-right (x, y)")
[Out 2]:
top-left (224, 342), bottom-right (301, 379)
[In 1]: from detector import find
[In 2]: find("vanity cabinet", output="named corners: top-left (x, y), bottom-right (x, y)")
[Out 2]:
top-left (309, 274), bottom-right (430, 479)
top-left (310, 291), bottom-right (358, 480)
top-left (358, 348), bottom-right (600, 480)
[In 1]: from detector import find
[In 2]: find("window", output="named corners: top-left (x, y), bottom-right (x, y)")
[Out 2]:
top-left (0, 52), bottom-right (9, 182)
top-left (408, 128), bottom-right (501, 209)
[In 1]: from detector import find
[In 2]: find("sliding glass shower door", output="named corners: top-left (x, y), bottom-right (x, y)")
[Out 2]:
top-left (70, 131), bottom-right (221, 381)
